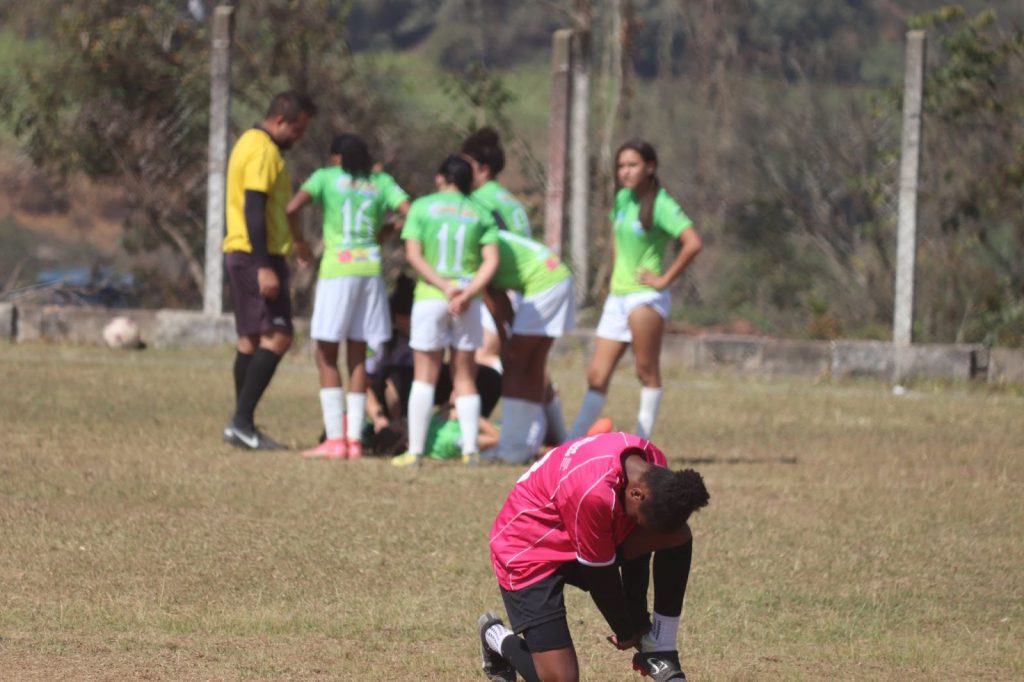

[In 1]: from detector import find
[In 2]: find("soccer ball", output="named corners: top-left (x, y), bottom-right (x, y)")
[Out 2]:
top-left (102, 316), bottom-right (141, 349)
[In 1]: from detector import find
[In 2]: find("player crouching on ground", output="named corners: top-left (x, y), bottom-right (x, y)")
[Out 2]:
top-left (478, 432), bottom-right (710, 682)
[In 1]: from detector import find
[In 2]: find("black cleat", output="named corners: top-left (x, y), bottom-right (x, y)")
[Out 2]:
top-left (225, 421), bottom-right (288, 451)
top-left (632, 650), bottom-right (687, 681)
top-left (477, 612), bottom-right (516, 682)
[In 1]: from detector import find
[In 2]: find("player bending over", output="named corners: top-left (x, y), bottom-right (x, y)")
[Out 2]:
top-left (478, 432), bottom-right (709, 682)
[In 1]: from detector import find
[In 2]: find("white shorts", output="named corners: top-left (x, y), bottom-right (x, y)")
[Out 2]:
top-left (410, 298), bottom-right (484, 352)
top-left (595, 289), bottom-right (671, 343)
top-left (310, 276), bottom-right (392, 345)
top-left (512, 278), bottom-right (576, 338)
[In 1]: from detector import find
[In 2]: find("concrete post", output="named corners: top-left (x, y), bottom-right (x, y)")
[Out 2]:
top-left (569, 30), bottom-right (591, 306)
top-left (544, 30), bottom-right (573, 257)
top-left (894, 30), bottom-right (925, 348)
top-left (893, 30), bottom-right (925, 389)
top-left (203, 5), bottom-right (234, 316)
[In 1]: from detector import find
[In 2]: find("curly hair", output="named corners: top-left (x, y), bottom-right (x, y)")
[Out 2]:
top-left (637, 466), bottom-right (710, 535)
top-left (460, 127), bottom-right (506, 177)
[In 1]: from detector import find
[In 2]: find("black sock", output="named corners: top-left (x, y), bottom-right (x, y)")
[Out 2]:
top-left (233, 347), bottom-right (281, 430)
top-left (621, 552), bottom-right (652, 633)
top-left (500, 635), bottom-right (541, 682)
top-left (652, 540), bottom-right (692, 618)
top-left (233, 351), bottom-right (253, 407)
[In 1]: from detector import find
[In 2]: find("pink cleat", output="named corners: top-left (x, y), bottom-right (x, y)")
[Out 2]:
top-left (345, 439), bottom-right (363, 460)
top-left (302, 438), bottom-right (348, 460)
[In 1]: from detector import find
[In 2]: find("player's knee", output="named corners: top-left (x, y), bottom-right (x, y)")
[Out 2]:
top-left (585, 366), bottom-right (609, 392)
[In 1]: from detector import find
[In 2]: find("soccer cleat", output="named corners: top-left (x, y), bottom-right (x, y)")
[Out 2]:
top-left (302, 438), bottom-right (347, 460)
top-left (463, 451), bottom-right (480, 467)
top-left (586, 416), bottom-right (614, 437)
top-left (391, 451), bottom-right (422, 468)
top-left (345, 439), bottom-right (363, 460)
top-left (632, 650), bottom-right (687, 681)
top-left (225, 422), bottom-right (288, 451)
top-left (477, 612), bottom-right (516, 682)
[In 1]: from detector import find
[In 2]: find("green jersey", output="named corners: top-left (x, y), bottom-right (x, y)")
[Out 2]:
top-left (401, 191), bottom-right (499, 301)
top-left (491, 231), bottom-right (571, 297)
top-left (301, 168), bottom-right (409, 279)
top-left (609, 187), bottom-right (692, 295)
top-left (472, 180), bottom-right (532, 238)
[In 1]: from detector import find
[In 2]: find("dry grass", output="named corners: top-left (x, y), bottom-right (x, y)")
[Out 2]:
top-left (1, 344), bottom-right (1022, 680)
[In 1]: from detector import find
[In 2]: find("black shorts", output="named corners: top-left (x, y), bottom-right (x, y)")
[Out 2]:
top-left (500, 562), bottom-right (587, 653)
top-left (225, 252), bottom-right (293, 337)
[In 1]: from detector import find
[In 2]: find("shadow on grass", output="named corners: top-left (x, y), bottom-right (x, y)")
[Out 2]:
top-left (675, 455), bottom-right (799, 465)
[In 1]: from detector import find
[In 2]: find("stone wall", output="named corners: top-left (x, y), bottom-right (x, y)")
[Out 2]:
top-left (4, 302), bottom-right (1023, 385)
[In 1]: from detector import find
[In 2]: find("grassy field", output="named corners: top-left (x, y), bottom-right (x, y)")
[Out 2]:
top-left (1, 343), bottom-right (1022, 681)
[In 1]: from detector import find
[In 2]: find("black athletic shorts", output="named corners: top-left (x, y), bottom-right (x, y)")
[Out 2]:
top-left (500, 562), bottom-right (587, 653)
top-left (225, 252), bottom-right (293, 337)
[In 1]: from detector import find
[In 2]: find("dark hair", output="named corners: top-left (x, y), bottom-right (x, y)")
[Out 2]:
top-left (615, 139), bottom-right (660, 231)
top-left (638, 467), bottom-right (710, 535)
top-left (438, 154), bottom-right (474, 195)
top-left (389, 273), bottom-right (415, 317)
top-left (330, 133), bottom-right (372, 178)
top-left (461, 127), bottom-right (505, 177)
top-left (266, 91), bottom-right (318, 122)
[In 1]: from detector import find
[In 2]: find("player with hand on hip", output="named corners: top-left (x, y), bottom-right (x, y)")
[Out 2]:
top-left (569, 140), bottom-right (702, 443)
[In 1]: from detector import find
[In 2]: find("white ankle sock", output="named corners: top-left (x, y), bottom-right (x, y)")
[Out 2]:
top-left (319, 387), bottom-right (345, 440)
top-left (407, 381), bottom-right (435, 455)
top-left (569, 390), bottom-right (607, 440)
top-left (636, 386), bottom-right (663, 440)
top-left (640, 611), bottom-right (680, 652)
top-left (346, 392), bottom-right (366, 441)
top-left (485, 622), bottom-right (513, 654)
top-left (455, 394), bottom-right (482, 455)
top-left (497, 398), bottom-right (543, 464)
top-left (543, 391), bottom-right (569, 444)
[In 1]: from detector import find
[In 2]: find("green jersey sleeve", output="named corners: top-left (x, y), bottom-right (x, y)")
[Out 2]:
top-left (400, 198), bottom-right (427, 243)
top-left (373, 171), bottom-right (410, 212)
top-left (301, 168), bottom-right (327, 204)
top-left (653, 190), bottom-right (692, 237)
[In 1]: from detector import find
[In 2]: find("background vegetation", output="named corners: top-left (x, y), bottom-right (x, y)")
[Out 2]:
top-left (0, 1), bottom-right (1021, 344)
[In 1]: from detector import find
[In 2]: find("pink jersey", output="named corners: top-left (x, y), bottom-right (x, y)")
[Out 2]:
top-left (490, 432), bottom-right (668, 591)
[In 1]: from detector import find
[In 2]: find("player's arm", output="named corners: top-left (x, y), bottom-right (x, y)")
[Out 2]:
top-left (243, 189), bottom-right (280, 300)
top-left (641, 227), bottom-right (702, 290)
top-left (483, 285), bottom-right (515, 347)
top-left (285, 189), bottom-right (313, 265)
top-left (405, 239), bottom-right (456, 297)
top-left (450, 243), bottom-right (500, 316)
top-left (579, 564), bottom-right (640, 646)
top-left (379, 199), bottom-right (411, 245)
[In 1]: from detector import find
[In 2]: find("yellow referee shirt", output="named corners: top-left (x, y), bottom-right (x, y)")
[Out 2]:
top-left (223, 127), bottom-right (293, 256)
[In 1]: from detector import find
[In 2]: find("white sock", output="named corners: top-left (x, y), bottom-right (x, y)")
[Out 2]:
top-left (569, 390), bottom-right (607, 440)
top-left (319, 387), bottom-right (345, 441)
top-left (641, 611), bottom-right (680, 652)
top-left (636, 387), bottom-right (663, 440)
top-left (497, 398), bottom-right (543, 464)
top-left (455, 394), bottom-right (482, 455)
top-left (543, 391), bottom-right (569, 444)
top-left (346, 392), bottom-right (366, 441)
top-left (485, 621), bottom-right (513, 654)
top-left (407, 381), bottom-right (435, 455)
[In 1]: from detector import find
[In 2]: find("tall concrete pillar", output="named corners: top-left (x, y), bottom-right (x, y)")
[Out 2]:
top-left (203, 5), bottom-right (234, 316)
